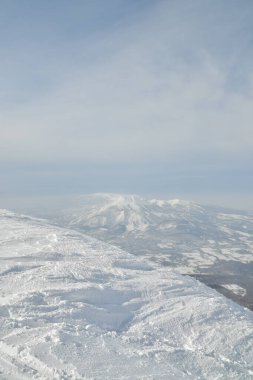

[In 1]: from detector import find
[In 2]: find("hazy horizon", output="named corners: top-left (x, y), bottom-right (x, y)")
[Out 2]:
top-left (1, 191), bottom-right (253, 214)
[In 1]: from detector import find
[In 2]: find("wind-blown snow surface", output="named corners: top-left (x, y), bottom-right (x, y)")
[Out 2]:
top-left (0, 210), bottom-right (253, 379)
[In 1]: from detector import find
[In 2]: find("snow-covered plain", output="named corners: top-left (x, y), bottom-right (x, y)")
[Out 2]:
top-left (0, 209), bottom-right (253, 379)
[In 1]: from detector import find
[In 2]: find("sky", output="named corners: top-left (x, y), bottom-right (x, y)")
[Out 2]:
top-left (1, 0), bottom-right (253, 209)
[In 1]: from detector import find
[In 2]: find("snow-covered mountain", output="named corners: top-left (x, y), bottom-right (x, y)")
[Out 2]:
top-left (0, 209), bottom-right (253, 379)
top-left (44, 193), bottom-right (253, 310)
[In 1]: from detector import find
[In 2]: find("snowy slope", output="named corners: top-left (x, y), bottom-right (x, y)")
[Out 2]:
top-left (0, 210), bottom-right (253, 379)
top-left (43, 193), bottom-right (253, 309)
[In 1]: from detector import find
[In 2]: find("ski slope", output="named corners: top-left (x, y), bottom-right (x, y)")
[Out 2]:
top-left (0, 209), bottom-right (253, 379)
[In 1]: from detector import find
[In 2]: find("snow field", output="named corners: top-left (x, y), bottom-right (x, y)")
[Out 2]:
top-left (0, 210), bottom-right (253, 379)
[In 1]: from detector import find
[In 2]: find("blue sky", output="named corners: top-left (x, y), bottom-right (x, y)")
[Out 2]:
top-left (1, 0), bottom-right (253, 208)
